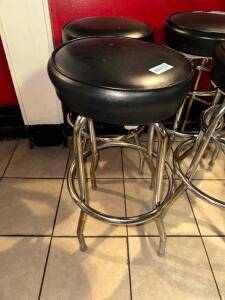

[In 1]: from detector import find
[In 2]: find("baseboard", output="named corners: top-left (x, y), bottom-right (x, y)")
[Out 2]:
top-left (0, 105), bottom-right (26, 138)
top-left (0, 104), bottom-right (202, 143)
top-left (27, 124), bottom-right (66, 147)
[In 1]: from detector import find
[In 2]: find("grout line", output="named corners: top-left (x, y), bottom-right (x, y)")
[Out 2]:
top-left (53, 235), bottom-right (128, 239)
top-left (0, 234), bottom-right (52, 238)
top-left (126, 236), bottom-right (133, 300)
top-left (187, 192), bottom-right (222, 300)
top-left (38, 233), bottom-right (53, 300)
top-left (1, 234), bottom-right (225, 238)
top-left (2, 176), bottom-right (125, 180)
top-left (121, 148), bottom-right (133, 300)
top-left (1, 139), bottom-right (19, 179)
top-left (2, 176), bottom-right (225, 181)
top-left (2, 177), bottom-right (65, 180)
top-left (38, 147), bottom-right (71, 300)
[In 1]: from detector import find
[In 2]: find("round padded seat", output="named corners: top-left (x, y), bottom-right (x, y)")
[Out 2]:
top-left (165, 11), bottom-right (225, 57)
top-left (48, 37), bottom-right (193, 125)
top-left (211, 41), bottom-right (225, 93)
top-left (62, 16), bottom-right (153, 42)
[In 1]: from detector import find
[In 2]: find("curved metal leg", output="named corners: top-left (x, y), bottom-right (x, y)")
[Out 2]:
top-left (88, 119), bottom-right (99, 190)
top-left (181, 58), bottom-right (207, 132)
top-left (147, 124), bottom-right (156, 189)
top-left (155, 218), bottom-right (167, 257)
top-left (154, 125), bottom-right (168, 206)
top-left (134, 134), bottom-right (145, 175)
top-left (74, 116), bottom-right (89, 251)
top-left (208, 142), bottom-right (220, 170)
top-left (82, 123), bottom-right (88, 152)
top-left (171, 96), bottom-right (187, 136)
top-left (77, 211), bottom-right (87, 251)
top-left (207, 90), bottom-right (223, 168)
top-left (153, 124), bottom-right (168, 257)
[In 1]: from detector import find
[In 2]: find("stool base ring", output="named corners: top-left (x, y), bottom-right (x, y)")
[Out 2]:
top-left (67, 142), bottom-right (175, 226)
top-left (173, 138), bottom-right (225, 209)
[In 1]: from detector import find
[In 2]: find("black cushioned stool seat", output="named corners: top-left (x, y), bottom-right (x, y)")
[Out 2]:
top-left (211, 41), bottom-right (225, 93)
top-left (48, 37), bottom-right (192, 125)
top-left (62, 16), bottom-right (153, 42)
top-left (165, 11), bottom-right (225, 57)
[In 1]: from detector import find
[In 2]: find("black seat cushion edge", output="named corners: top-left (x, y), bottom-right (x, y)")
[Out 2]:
top-left (49, 36), bottom-right (193, 93)
top-left (62, 16), bottom-right (153, 42)
top-left (165, 11), bottom-right (225, 57)
top-left (48, 55), bottom-right (192, 125)
top-left (211, 41), bottom-right (225, 92)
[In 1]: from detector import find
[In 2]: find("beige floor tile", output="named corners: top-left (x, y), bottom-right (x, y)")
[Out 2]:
top-left (189, 180), bottom-right (225, 235)
top-left (0, 140), bottom-right (17, 177)
top-left (0, 237), bottom-right (50, 300)
top-left (203, 237), bottom-right (225, 299)
top-left (122, 147), bottom-right (152, 178)
top-left (5, 139), bottom-right (69, 178)
top-left (41, 237), bottom-right (130, 300)
top-left (129, 237), bottom-right (220, 300)
top-left (125, 179), bottom-right (199, 236)
top-left (54, 179), bottom-right (126, 236)
top-left (0, 179), bottom-right (62, 235)
top-left (173, 142), bottom-right (225, 180)
top-left (67, 147), bottom-right (123, 178)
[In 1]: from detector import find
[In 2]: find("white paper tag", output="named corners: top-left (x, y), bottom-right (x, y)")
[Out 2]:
top-left (149, 63), bottom-right (173, 75)
top-left (124, 125), bottom-right (138, 130)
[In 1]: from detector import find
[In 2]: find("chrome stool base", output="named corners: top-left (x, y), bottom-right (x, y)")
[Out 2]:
top-left (172, 104), bottom-right (225, 210)
top-left (67, 116), bottom-right (176, 257)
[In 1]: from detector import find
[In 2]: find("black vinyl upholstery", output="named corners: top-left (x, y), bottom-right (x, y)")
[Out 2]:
top-left (211, 41), bottom-right (225, 93)
top-left (48, 37), bottom-right (193, 125)
top-left (62, 16), bottom-right (153, 42)
top-left (165, 11), bottom-right (225, 57)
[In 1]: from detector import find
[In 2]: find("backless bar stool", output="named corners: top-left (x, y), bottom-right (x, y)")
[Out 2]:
top-left (171, 41), bottom-right (225, 211)
top-left (165, 11), bottom-right (225, 132)
top-left (62, 16), bottom-right (153, 42)
top-left (48, 36), bottom-right (192, 256)
top-left (62, 16), bottom-right (154, 175)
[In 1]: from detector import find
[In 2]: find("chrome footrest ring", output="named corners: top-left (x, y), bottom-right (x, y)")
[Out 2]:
top-left (173, 139), bottom-right (225, 209)
top-left (68, 142), bottom-right (175, 225)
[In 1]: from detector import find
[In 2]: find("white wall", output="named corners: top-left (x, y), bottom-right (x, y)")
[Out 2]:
top-left (0, 0), bottom-right (63, 125)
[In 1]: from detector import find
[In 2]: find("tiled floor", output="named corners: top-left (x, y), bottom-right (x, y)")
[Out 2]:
top-left (0, 137), bottom-right (224, 300)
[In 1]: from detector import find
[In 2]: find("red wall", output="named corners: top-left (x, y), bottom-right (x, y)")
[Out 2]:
top-left (49, 0), bottom-right (225, 46)
top-left (0, 37), bottom-right (18, 106)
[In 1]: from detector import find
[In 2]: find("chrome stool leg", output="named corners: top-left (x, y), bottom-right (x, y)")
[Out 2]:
top-left (155, 218), bottom-right (167, 257)
top-left (73, 116), bottom-right (89, 251)
top-left (133, 133), bottom-right (145, 175)
top-left (88, 119), bottom-right (99, 190)
top-left (153, 124), bottom-right (168, 257)
top-left (181, 58), bottom-right (208, 131)
top-left (145, 99), bottom-right (186, 189)
top-left (172, 97), bottom-right (187, 134)
top-left (208, 143), bottom-right (220, 170)
top-left (147, 124), bottom-right (156, 188)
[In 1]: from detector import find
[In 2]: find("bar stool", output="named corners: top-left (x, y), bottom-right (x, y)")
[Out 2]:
top-left (165, 11), bottom-right (225, 131)
top-left (172, 41), bottom-right (225, 210)
top-left (62, 16), bottom-right (153, 42)
top-left (48, 36), bottom-right (193, 256)
top-left (62, 16), bottom-right (154, 173)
